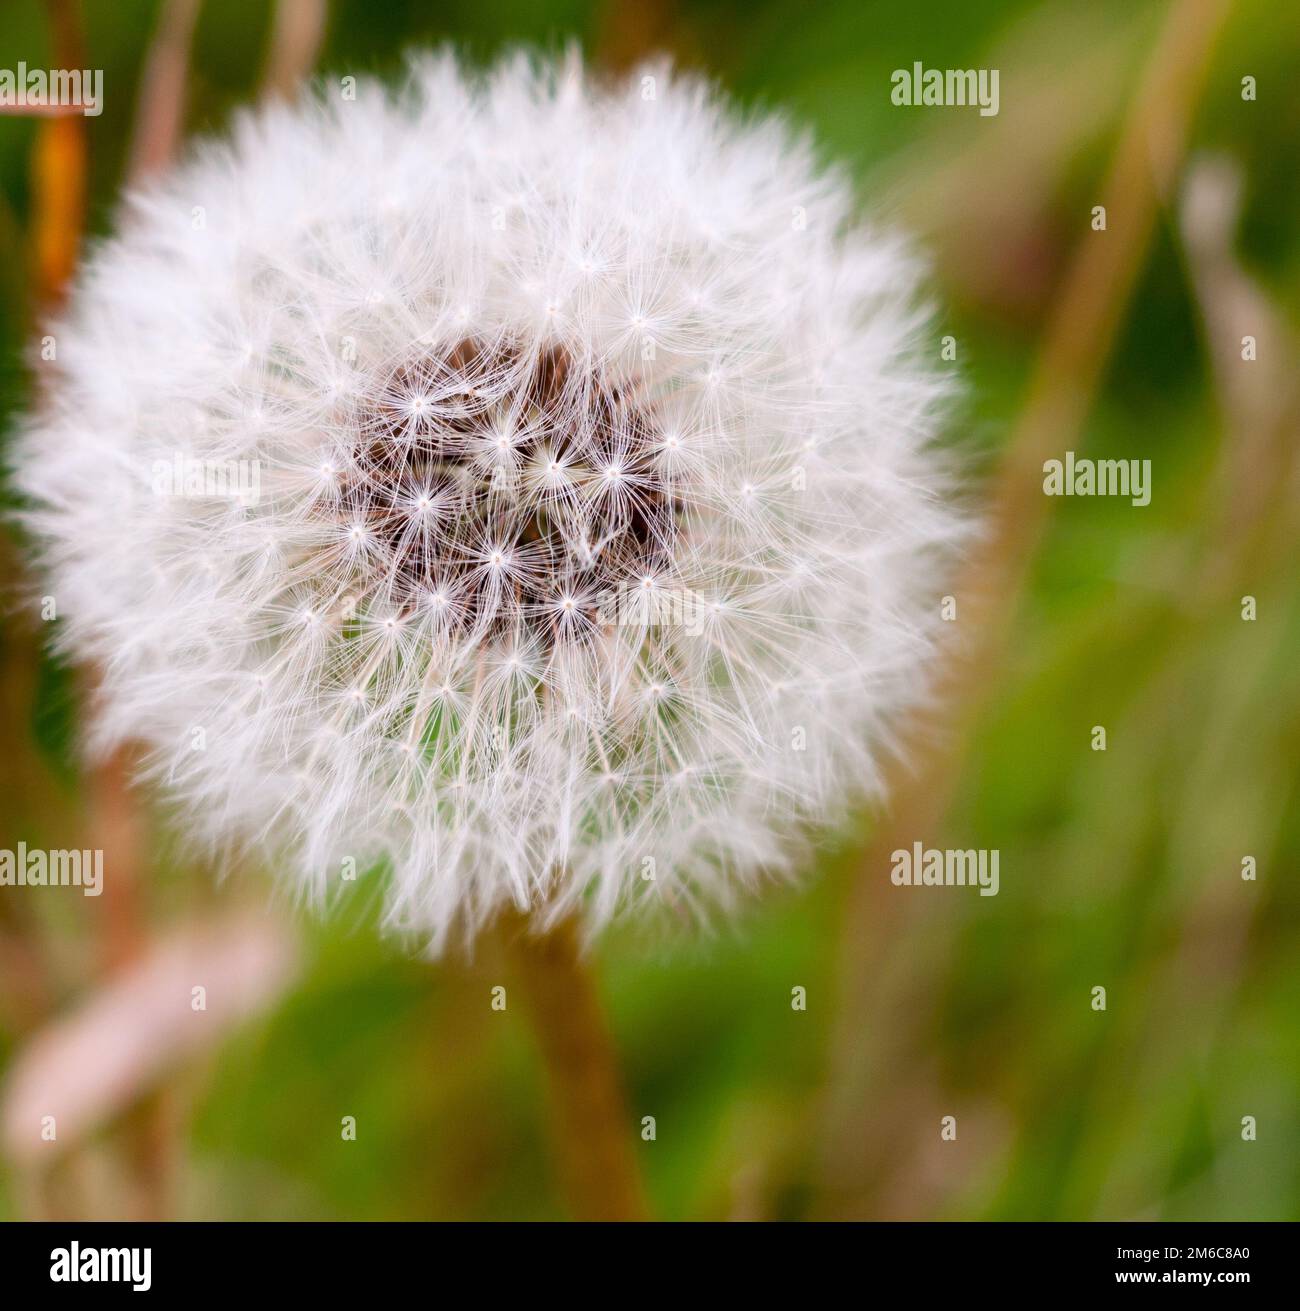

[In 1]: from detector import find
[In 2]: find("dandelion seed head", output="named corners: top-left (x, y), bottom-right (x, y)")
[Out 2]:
top-left (12, 52), bottom-right (964, 951)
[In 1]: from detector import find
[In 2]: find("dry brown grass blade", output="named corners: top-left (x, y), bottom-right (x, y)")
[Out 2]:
top-left (20, 0), bottom-right (198, 1220)
top-left (262, 0), bottom-right (328, 103)
top-left (596, 0), bottom-right (680, 72)
top-left (0, 0), bottom-right (101, 1051)
top-left (30, 2), bottom-right (87, 309)
top-left (2, 912), bottom-right (299, 1217)
top-left (126, 0), bottom-right (203, 184)
top-left (1178, 156), bottom-right (1300, 566)
top-left (815, 0), bottom-right (1236, 1215)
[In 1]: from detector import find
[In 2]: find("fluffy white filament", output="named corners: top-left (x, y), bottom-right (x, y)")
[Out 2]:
top-left (13, 52), bottom-right (964, 951)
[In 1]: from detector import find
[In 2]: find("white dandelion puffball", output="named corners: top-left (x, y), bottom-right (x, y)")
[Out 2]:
top-left (14, 53), bottom-right (963, 950)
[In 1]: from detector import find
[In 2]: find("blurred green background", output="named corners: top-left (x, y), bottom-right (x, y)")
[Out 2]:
top-left (1, 0), bottom-right (1297, 1221)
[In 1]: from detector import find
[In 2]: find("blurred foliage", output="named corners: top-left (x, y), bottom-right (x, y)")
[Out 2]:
top-left (0, 0), bottom-right (1297, 1220)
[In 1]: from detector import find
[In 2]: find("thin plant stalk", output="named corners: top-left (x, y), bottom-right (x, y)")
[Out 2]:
top-left (498, 908), bottom-right (648, 1221)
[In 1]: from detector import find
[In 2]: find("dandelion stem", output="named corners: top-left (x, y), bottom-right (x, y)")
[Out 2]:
top-left (499, 909), bottom-right (648, 1221)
